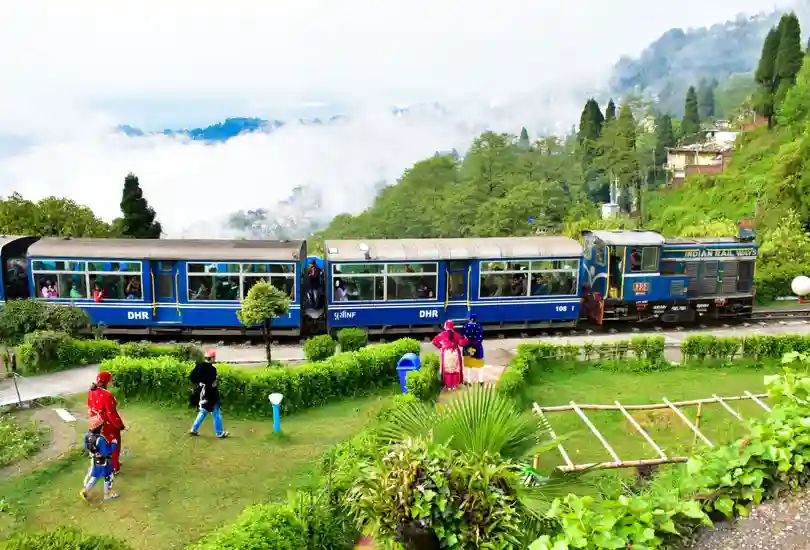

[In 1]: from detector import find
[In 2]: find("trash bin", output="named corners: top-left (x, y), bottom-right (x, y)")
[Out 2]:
top-left (396, 353), bottom-right (422, 394)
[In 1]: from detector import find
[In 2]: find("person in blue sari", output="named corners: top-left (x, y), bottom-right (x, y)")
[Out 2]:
top-left (462, 314), bottom-right (484, 383)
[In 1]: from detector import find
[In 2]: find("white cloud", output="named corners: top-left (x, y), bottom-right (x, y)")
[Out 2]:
top-left (0, 0), bottom-right (799, 236)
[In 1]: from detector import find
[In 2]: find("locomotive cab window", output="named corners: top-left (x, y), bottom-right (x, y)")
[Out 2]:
top-left (628, 247), bottom-right (659, 273)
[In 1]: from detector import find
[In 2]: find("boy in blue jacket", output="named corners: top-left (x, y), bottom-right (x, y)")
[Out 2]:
top-left (80, 415), bottom-right (120, 502)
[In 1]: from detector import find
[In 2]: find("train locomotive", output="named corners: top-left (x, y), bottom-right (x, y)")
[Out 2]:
top-left (0, 229), bottom-right (758, 336)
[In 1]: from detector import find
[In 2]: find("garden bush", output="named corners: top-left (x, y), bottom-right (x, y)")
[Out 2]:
top-left (187, 504), bottom-right (308, 550)
top-left (0, 299), bottom-right (89, 344)
top-left (336, 327), bottom-right (368, 352)
top-left (103, 338), bottom-right (421, 414)
top-left (17, 331), bottom-right (119, 374)
top-left (303, 334), bottom-right (337, 362)
top-left (404, 352), bottom-right (441, 400)
top-left (17, 332), bottom-right (204, 374)
top-left (0, 527), bottom-right (132, 550)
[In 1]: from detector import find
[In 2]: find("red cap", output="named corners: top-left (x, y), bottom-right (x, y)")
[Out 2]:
top-left (96, 371), bottom-right (112, 386)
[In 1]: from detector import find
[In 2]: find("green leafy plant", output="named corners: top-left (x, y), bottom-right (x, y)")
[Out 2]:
top-left (187, 503), bottom-right (308, 550)
top-left (304, 335), bottom-right (338, 362)
top-left (337, 328), bottom-right (368, 352)
top-left (0, 299), bottom-right (90, 344)
top-left (0, 527), bottom-right (132, 550)
top-left (0, 413), bottom-right (45, 467)
top-left (236, 281), bottom-right (291, 363)
top-left (404, 353), bottom-right (441, 401)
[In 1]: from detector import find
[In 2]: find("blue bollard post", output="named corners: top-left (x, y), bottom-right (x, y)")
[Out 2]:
top-left (269, 393), bottom-right (284, 433)
top-left (272, 403), bottom-right (280, 433)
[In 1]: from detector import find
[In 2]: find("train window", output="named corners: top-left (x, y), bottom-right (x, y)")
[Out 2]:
top-left (188, 275), bottom-right (240, 301)
top-left (332, 263), bottom-right (384, 275)
top-left (387, 263), bottom-right (437, 274)
top-left (241, 276), bottom-right (296, 300)
top-left (156, 274), bottom-right (173, 299)
top-left (88, 262), bottom-right (141, 272)
top-left (160, 261), bottom-right (175, 271)
top-left (342, 276), bottom-right (384, 301)
top-left (185, 262), bottom-right (295, 302)
top-left (386, 276), bottom-right (435, 300)
top-left (661, 261), bottom-right (686, 275)
top-left (89, 274), bottom-right (143, 300)
top-left (480, 258), bottom-right (578, 299)
top-left (242, 264), bottom-right (270, 273)
top-left (448, 261), bottom-right (466, 271)
top-left (628, 247), bottom-right (659, 272)
top-left (448, 273), bottom-right (465, 299)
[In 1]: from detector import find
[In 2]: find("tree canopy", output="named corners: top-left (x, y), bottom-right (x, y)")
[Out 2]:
top-left (0, 193), bottom-right (113, 237)
top-left (117, 173), bottom-right (162, 239)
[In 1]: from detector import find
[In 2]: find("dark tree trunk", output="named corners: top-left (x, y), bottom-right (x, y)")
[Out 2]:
top-left (263, 319), bottom-right (272, 364)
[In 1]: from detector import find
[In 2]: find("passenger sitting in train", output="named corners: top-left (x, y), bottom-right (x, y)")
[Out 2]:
top-left (334, 280), bottom-right (348, 301)
top-left (417, 283), bottom-right (434, 299)
top-left (92, 284), bottom-right (104, 302)
top-left (125, 277), bottom-right (141, 299)
top-left (191, 282), bottom-right (209, 300)
top-left (531, 275), bottom-right (549, 296)
top-left (70, 283), bottom-right (84, 299)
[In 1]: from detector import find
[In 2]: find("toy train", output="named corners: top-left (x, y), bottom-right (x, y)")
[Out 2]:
top-left (0, 229), bottom-right (758, 337)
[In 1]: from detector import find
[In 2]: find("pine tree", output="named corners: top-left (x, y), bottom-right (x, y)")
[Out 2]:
top-left (697, 78), bottom-right (717, 120)
top-left (654, 114), bottom-right (675, 168)
top-left (615, 103), bottom-right (639, 212)
top-left (518, 127), bottom-right (530, 149)
top-left (681, 86), bottom-right (701, 143)
top-left (776, 12), bottom-right (803, 87)
top-left (577, 99), bottom-right (604, 144)
top-left (755, 26), bottom-right (781, 127)
top-left (605, 99), bottom-right (616, 123)
top-left (119, 173), bottom-right (162, 239)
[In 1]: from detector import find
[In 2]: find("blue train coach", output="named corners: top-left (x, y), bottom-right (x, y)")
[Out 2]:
top-left (324, 236), bottom-right (583, 334)
top-left (25, 237), bottom-right (307, 335)
top-left (581, 229), bottom-right (757, 324)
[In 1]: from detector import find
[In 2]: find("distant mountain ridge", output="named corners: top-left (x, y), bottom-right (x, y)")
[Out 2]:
top-left (609, 10), bottom-right (789, 115)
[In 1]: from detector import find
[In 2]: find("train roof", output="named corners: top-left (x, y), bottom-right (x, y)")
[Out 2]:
top-left (27, 238), bottom-right (305, 262)
top-left (324, 237), bottom-right (582, 262)
top-left (664, 236), bottom-right (753, 246)
top-left (585, 230), bottom-right (665, 246)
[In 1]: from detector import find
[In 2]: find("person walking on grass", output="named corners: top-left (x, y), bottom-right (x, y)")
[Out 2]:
top-left (189, 348), bottom-right (229, 439)
top-left (80, 415), bottom-right (119, 502)
top-left (87, 370), bottom-right (125, 474)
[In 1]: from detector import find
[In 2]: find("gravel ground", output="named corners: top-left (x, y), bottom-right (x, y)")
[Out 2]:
top-left (689, 491), bottom-right (810, 550)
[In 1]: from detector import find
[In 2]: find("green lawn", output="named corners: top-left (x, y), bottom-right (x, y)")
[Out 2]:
top-left (526, 363), bottom-right (778, 472)
top-left (0, 389), bottom-right (396, 550)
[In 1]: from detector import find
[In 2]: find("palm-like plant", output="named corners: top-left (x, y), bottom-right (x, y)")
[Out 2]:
top-left (376, 384), bottom-right (587, 510)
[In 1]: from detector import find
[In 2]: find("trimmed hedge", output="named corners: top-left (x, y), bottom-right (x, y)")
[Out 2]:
top-left (404, 352), bottom-right (441, 401)
top-left (17, 331), bottom-right (203, 374)
top-left (0, 299), bottom-right (90, 344)
top-left (0, 527), bottom-right (131, 550)
top-left (303, 334), bottom-right (337, 362)
top-left (187, 504), bottom-right (308, 550)
top-left (336, 328), bottom-right (368, 352)
top-left (102, 338), bottom-right (420, 414)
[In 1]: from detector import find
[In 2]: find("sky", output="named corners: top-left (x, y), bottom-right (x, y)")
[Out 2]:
top-left (0, 0), bottom-right (799, 236)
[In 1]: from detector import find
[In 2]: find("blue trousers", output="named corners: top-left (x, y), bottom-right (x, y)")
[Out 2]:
top-left (192, 405), bottom-right (224, 435)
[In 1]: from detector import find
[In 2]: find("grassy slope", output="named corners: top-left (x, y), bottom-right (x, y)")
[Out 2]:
top-left (0, 390), bottom-right (395, 550)
top-left (643, 126), bottom-right (782, 235)
top-left (526, 363), bottom-right (777, 470)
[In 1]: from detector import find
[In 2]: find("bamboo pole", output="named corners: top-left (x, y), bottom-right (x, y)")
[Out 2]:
top-left (533, 404), bottom-right (573, 470)
top-left (663, 397), bottom-right (713, 449)
top-left (536, 394), bottom-right (768, 413)
top-left (557, 456), bottom-right (689, 472)
top-left (692, 402), bottom-right (703, 446)
top-left (570, 401), bottom-right (621, 464)
top-left (614, 400), bottom-right (667, 460)
top-left (745, 391), bottom-right (772, 412)
top-left (712, 394), bottom-right (744, 421)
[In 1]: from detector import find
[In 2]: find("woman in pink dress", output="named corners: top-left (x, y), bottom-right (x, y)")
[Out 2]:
top-left (432, 320), bottom-right (469, 390)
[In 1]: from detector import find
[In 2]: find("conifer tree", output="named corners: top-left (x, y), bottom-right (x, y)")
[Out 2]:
top-left (518, 127), bottom-right (530, 149)
top-left (681, 86), bottom-right (701, 143)
top-left (776, 12), bottom-right (803, 86)
top-left (604, 99), bottom-right (616, 123)
top-left (697, 78), bottom-right (717, 120)
top-left (118, 173), bottom-right (162, 239)
top-left (577, 99), bottom-right (604, 144)
top-left (755, 26), bottom-right (781, 127)
top-left (654, 114), bottom-right (675, 168)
